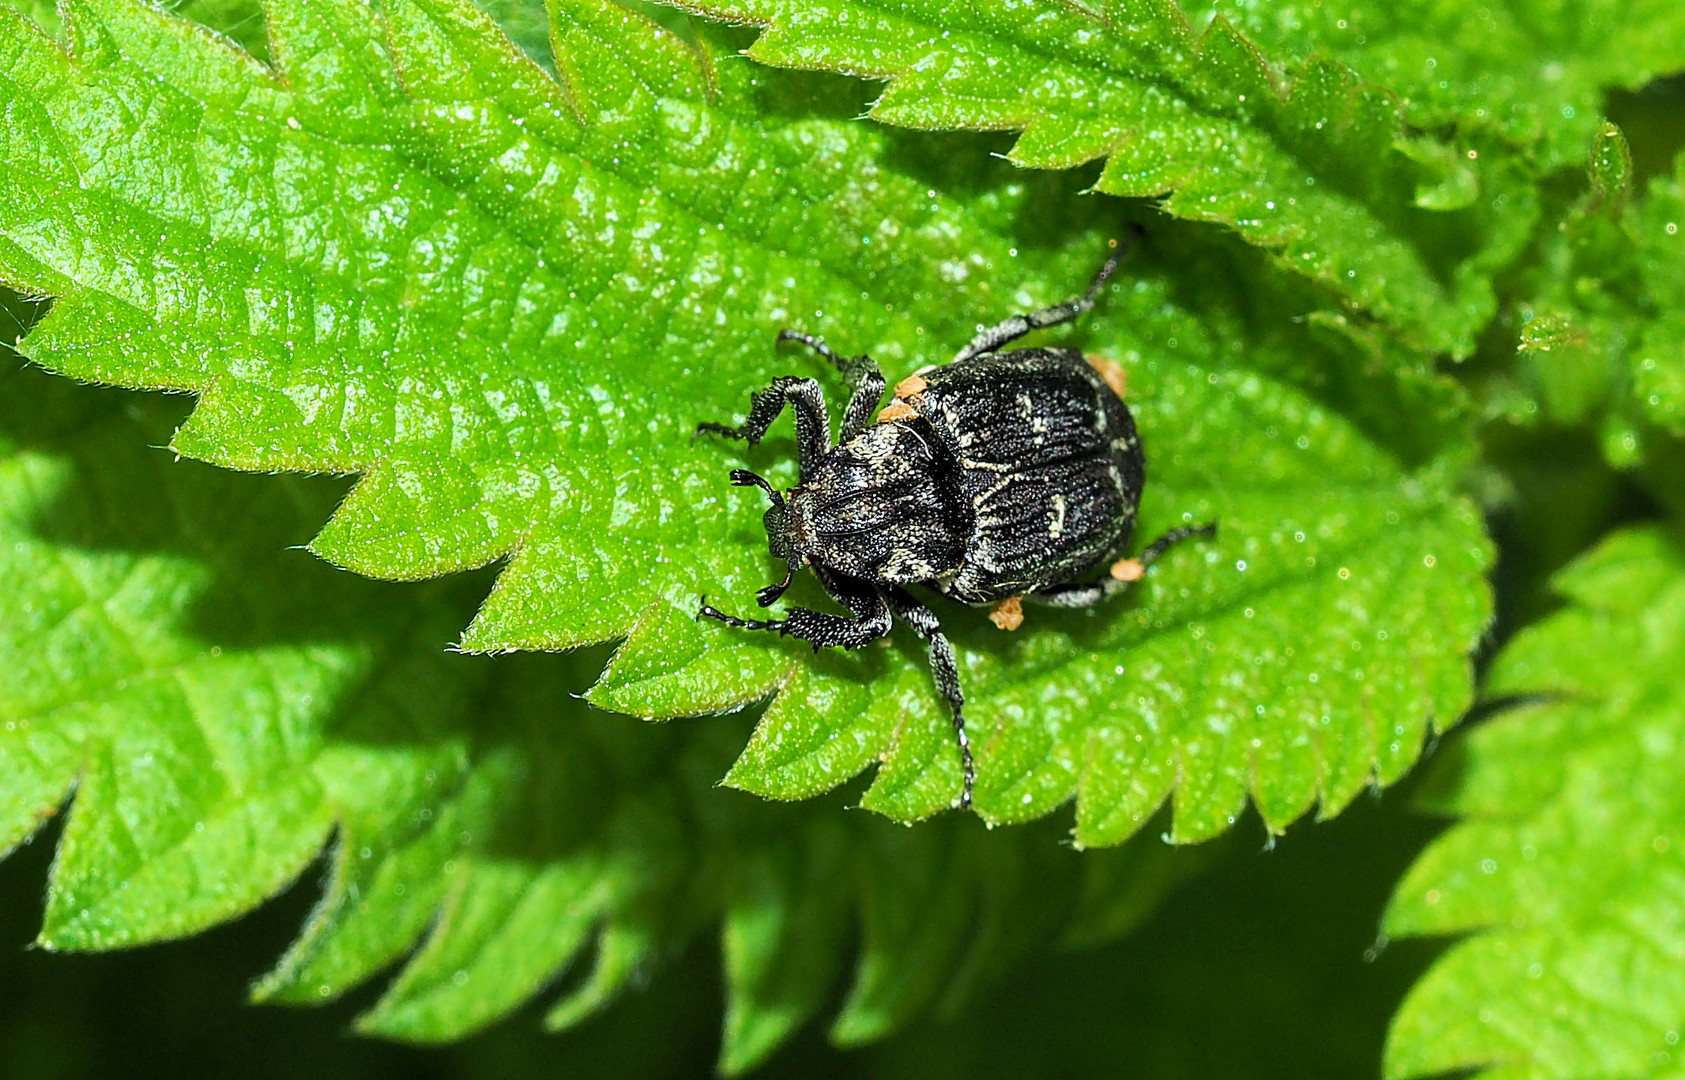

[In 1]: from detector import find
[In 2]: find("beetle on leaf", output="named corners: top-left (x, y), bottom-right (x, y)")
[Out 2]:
top-left (697, 237), bottom-right (1215, 811)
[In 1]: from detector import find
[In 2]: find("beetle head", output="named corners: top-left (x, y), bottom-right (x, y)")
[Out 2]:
top-left (730, 469), bottom-right (803, 606)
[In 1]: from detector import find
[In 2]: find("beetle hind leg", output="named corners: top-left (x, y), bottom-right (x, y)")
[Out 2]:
top-left (952, 232), bottom-right (1140, 364)
top-left (1031, 522), bottom-right (1217, 609)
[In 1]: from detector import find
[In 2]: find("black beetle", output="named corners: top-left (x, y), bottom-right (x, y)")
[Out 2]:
top-left (697, 242), bottom-right (1214, 811)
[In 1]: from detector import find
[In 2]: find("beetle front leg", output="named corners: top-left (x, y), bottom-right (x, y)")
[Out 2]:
top-left (885, 587), bottom-right (975, 812)
top-left (778, 330), bottom-right (886, 444)
top-left (1031, 522), bottom-right (1217, 608)
top-left (695, 375), bottom-right (832, 479)
top-left (700, 570), bottom-right (892, 649)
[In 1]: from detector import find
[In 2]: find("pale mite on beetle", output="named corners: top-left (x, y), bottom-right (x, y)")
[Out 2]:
top-left (696, 237), bottom-right (1216, 811)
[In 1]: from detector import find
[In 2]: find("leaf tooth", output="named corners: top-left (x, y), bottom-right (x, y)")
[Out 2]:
top-left (263, 0), bottom-right (398, 134)
top-left (355, 858), bottom-right (615, 1041)
top-left (1072, 708), bottom-right (1182, 848)
top-left (1242, 633), bottom-right (1323, 833)
top-left (745, 13), bottom-right (902, 79)
top-left (1008, 111), bottom-right (1124, 171)
top-left (459, 537), bottom-right (626, 652)
top-left (584, 599), bottom-right (817, 721)
top-left (389, 0), bottom-right (581, 149)
top-left (1094, 119), bottom-right (1208, 198)
top-left (172, 378), bottom-right (364, 473)
top-left (870, 47), bottom-right (1034, 131)
top-left (309, 459), bottom-right (519, 580)
top-left (549, 0), bottom-right (711, 119)
top-left (718, 842), bottom-right (849, 1075)
top-left (543, 920), bottom-right (654, 1031)
top-left (1167, 728), bottom-right (1252, 845)
top-left (1187, 12), bottom-right (1281, 111)
top-left (727, 661), bottom-right (882, 802)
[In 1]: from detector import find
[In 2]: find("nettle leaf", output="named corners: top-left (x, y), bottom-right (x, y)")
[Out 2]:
top-left (0, 357), bottom-right (1205, 1069)
top-left (1383, 527), bottom-right (1685, 1080)
top-left (0, 0), bottom-right (1491, 835)
top-left (1489, 128), bottom-right (1685, 465)
top-left (602, 258), bottom-right (1493, 841)
top-left (1208, 0), bottom-right (1685, 172)
top-left (1629, 150), bottom-right (1685, 438)
top-left (664, 0), bottom-right (1540, 358)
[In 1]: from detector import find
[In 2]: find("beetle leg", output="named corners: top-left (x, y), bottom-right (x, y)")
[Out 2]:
top-left (838, 361), bottom-right (887, 443)
top-left (695, 376), bottom-right (831, 480)
top-left (1138, 522), bottom-right (1218, 564)
top-left (951, 245), bottom-right (1130, 364)
top-left (1030, 522), bottom-right (1217, 608)
top-left (700, 570), bottom-right (892, 649)
top-left (778, 330), bottom-right (886, 444)
top-left (885, 586), bottom-right (976, 812)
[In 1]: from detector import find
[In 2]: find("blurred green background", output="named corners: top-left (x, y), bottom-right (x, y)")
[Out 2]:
top-left (1, 781), bottom-right (1440, 1079)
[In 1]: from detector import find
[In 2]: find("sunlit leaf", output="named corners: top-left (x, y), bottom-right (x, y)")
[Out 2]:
top-left (0, 0), bottom-right (1489, 832)
top-left (1385, 528), bottom-right (1685, 1080)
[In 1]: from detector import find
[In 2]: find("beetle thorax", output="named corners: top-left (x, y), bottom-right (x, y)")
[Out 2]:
top-left (785, 423), bottom-right (966, 584)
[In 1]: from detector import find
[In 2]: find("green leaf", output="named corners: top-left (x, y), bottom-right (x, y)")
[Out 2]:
top-left (1384, 527), bottom-right (1685, 1080)
top-left (596, 236), bottom-right (1492, 841)
top-left (1210, 0), bottom-right (1685, 172)
top-left (0, 0), bottom-right (1491, 836)
top-left (1630, 151), bottom-right (1685, 438)
top-left (0, 354), bottom-right (1211, 1068)
top-left (0, 393), bottom-right (343, 948)
top-left (664, 0), bottom-right (1540, 357)
top-left (1492, 130), bottom-right (1685, 465)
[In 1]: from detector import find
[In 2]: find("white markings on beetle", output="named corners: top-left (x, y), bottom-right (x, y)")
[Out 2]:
top-left (1106, 461), bottom-right (1127, 498)
top-left (973, 473), bottom-right (1021, 511)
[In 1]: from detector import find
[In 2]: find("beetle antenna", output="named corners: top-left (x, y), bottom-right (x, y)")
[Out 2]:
top-left (1083, 227), bottom-right (1144, 310)
top-left (1084, 225), bottom-right (1147, 306)
top-left (730, 468), bottom-right (785, 508)
top-left (732, 469), bottom-right (801, 605)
